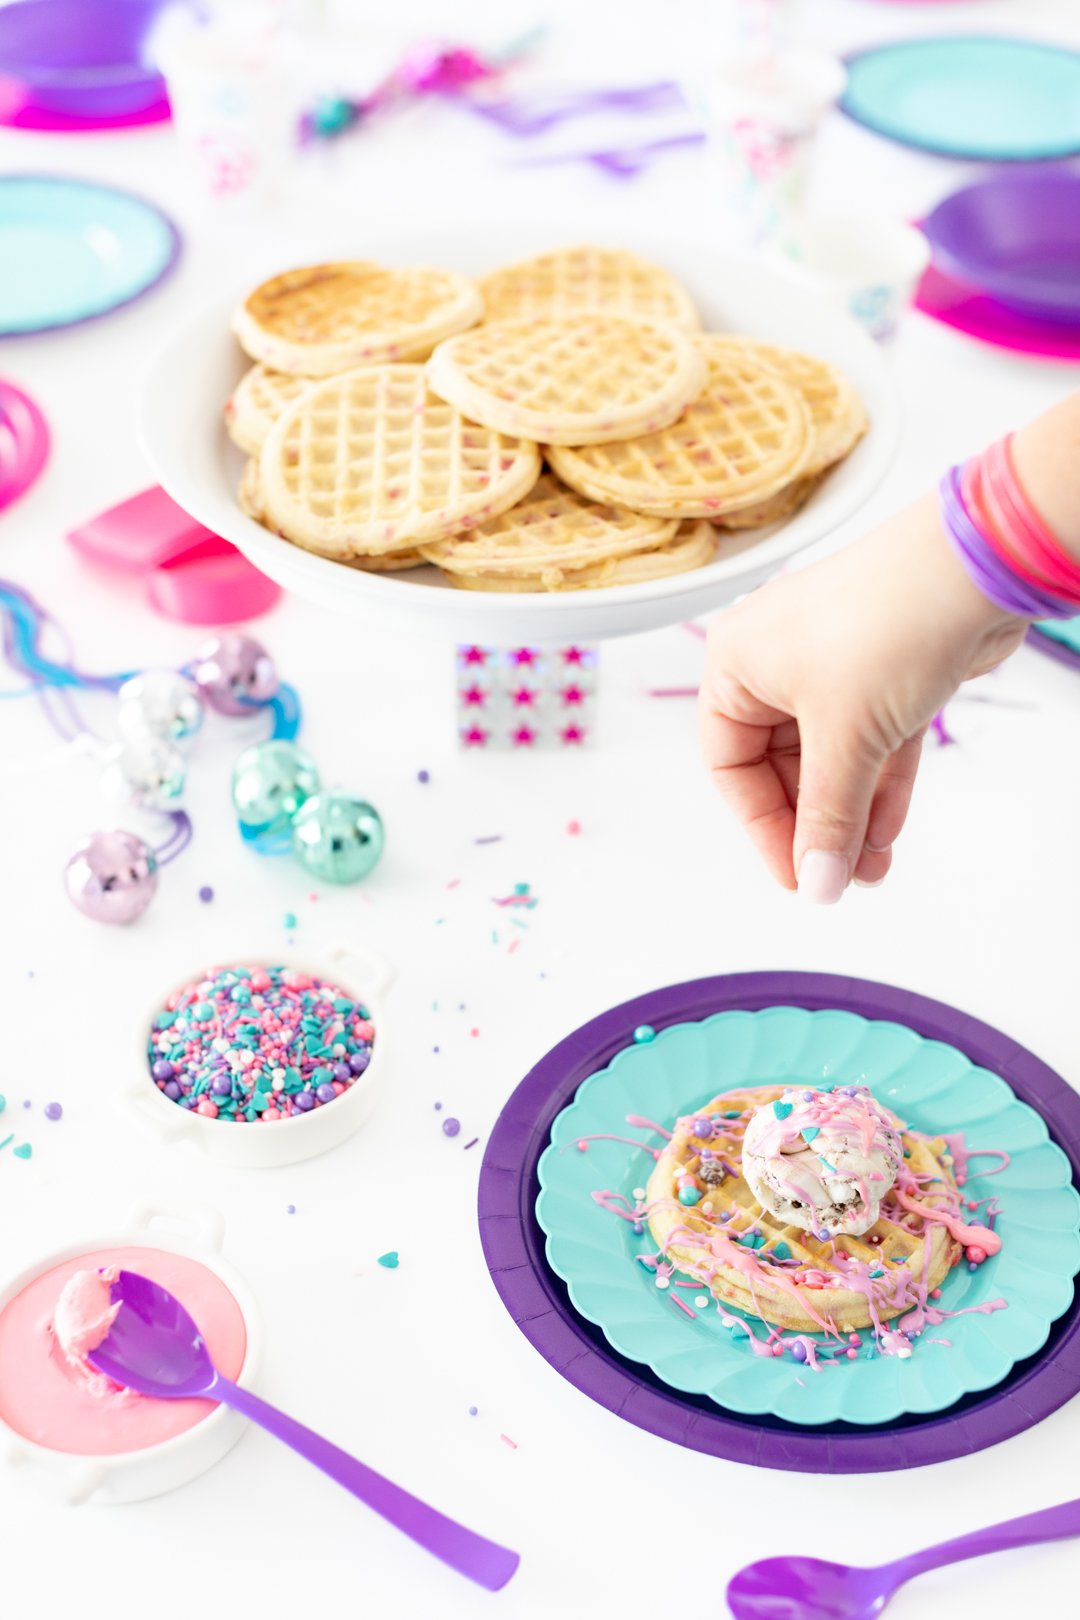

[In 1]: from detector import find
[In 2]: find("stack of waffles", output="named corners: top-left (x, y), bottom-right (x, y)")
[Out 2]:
top-left (226, 247), bottom-right (867, 592)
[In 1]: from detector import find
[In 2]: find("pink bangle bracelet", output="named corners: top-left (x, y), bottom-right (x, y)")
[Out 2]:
top-left (959, 458), bottom-right (1051, 592)
top-left (983, 435), bottom-right (1080, 597)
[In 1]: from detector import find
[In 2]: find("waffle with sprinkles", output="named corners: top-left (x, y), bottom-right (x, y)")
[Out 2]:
top-left (425, 313), bottom-right (707, 446)
top-left (478, 244), bottom-right (701, 329)
top-left (646, 1085), bottom-right (968, 1336)
top-left (443, 518), bottom-right (718, 591)
top-left (547, 335), bottom-right (812, 517)
top-left (226, 365), bottom-right (316, 456)
top-left (258, 365), bottom-right (541, 558)
top-left (720, 337), bottom-right (868, 479)
top-left (233, 261), bottom-right (484, 377)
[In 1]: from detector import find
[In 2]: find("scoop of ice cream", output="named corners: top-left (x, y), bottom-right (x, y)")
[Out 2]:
top-left (51, 1267), bottom-right (125, 1398)
top-left (743, 1086), bottom-right (903, 1238)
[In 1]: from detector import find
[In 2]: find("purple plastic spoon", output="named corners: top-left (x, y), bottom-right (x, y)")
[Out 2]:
top-left (88, 1271), bottom-right (519, 1592)
top-left (726, 1499), bottom-right (1080, 1619)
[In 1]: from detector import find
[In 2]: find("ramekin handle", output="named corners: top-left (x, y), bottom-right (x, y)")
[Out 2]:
top-left (126, 1202), bottom-right (226, 1252)
top-left (323, 941), bottom-right (395, 1000)
top-left (64, 1462), bottom-right (106, 1505)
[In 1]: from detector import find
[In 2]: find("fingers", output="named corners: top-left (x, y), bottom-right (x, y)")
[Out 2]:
top-left (698, 687), bottom-right (800, 890)
top-left (864, 733), bottom-right (924, 854)
top-left (792, 717), bottom-right (889, 904)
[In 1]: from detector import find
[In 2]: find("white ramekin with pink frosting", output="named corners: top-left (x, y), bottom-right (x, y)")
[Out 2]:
top-left (0, 1204), bottom-right (261, 1504)
top-left (121, 940), bottom-right (394, 1170)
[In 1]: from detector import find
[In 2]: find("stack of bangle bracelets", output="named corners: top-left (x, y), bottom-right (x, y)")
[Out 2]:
top-left (940, 433), bottom-right (1080, 619)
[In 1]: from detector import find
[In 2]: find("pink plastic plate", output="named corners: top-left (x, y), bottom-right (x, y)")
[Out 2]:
top-left (915, 263), bottom-right (1080, 363)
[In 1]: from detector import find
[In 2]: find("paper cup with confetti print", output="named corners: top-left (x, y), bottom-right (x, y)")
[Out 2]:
top-left (688, 51), bottom-right (846, 246)
top-left (160, 21), bottom-right (300, 214)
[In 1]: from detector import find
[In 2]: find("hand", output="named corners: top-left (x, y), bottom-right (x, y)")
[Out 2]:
top-left (698, 495), bottom-right (1027, 900)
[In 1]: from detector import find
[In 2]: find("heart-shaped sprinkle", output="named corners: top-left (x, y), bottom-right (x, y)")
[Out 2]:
top-left (772, 1241), bottom-right (792, 1261)
top-left (773, 1100), bottom-right (793, 1120)
top-left (13, 1143), bottom-right (31, 1160)
top-left (377, 1250), bottom-right (399, 1268)
top-left (801, 1126), bottom-right (820, 1143)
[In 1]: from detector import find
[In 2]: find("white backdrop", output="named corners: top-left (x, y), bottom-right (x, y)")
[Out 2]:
top-left (2, 3), bottom-right (1080, 1616)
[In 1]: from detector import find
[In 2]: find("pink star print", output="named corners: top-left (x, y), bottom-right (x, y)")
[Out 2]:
top-left (512, 687), bottom-right (537, 707)
top-left (462, 725), bottom-right (489, 747)
top-left (561, 724), bottom-right (585, 745)
top-left (511, 648), bottom-right (540, 667)
top-left (461, 685), bottom-right (487, 707)
top-left (511, 725), bottom-right (537, 747)
top-left (561, 646), bottom-right (586, 666)
top-left (561, 685), bottom-right (585, 707)
top-left (461, 646), bottom-right (489, 666)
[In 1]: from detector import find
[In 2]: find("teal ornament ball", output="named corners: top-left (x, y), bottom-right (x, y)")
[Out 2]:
top-left (291, 791), bottom-right (384, 885)
top-left (232, 740), bottom-right (320, 837)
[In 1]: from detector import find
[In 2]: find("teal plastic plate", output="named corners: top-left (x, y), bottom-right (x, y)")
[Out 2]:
top-left (0, 176), bottom-right (179, 336)
top-left (842, 37), bottom-right (1080, 162)
top-left (536, 1008), bottom-right (1080, 1426)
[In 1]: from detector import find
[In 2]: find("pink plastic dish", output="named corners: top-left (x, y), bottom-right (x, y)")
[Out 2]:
top-left (915, 263), bottom-right (1080, 363)
top-left (0, 378), bottom-right (49, 512)
top-left (0, 1204), bottom-right (261, 1504)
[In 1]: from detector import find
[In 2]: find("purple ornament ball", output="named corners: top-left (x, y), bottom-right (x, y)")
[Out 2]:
top-left (64, 830), bottom-right (158, 925)
top-left (193, 633), bottom-right (278, 717)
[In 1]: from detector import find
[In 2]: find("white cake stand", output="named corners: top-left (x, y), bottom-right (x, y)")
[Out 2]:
top-left (140, 225), bottom-right (899, 646)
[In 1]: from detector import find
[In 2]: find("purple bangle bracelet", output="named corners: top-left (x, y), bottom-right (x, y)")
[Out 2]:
top-left (940, 465), bottom-right (1076, 620)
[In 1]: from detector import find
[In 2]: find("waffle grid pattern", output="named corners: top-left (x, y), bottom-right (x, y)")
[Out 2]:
top-left (479, 245), bottom-right (701, 329)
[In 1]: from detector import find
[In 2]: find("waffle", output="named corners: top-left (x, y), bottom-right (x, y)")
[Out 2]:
top-left (547, 335), bottom-right (811, 516)
top-left (418, 471), bottom-right (678, 587)
top-left (478, 245), bottom-right (701, 329)
top-left (646, 1086), bottom-right (961, 1334)
top-left (716, 471), bottom-right (824, 530)
top-left (719, 337), bottom-right (867, 477)
top-left (226, 366), bottom-right (316, 456)
top-left (258, 365), bottom-right (541, 559)
top-left (425, 314), bottom-right (707, 447)
top-left (440, 517), bottom-right (716, 592)
top-left (233, 262), bottom-right (484, 377)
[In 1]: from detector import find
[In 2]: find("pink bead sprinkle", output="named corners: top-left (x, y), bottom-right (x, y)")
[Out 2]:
top-left (846, 1349), bottom-right (857, 1360)
top-left (576, 1139), bottom-right (589, 1152)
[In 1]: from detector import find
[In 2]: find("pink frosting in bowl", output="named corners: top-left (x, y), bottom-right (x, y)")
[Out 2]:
top-left (0, 1246), bottom-right (247, 1456)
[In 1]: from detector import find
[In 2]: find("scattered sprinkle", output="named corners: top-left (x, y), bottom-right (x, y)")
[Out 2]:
top-left (198, 885), bottom-right (214, 903)
top-left (469, 1027), bottom-right (479, 1038)
top-left (463, 1137), bottom-right (479, 1150)
top-left (493, 882), bottom-right (538, 909)
top-left (695, 1296), bottom-right (709, 1308)
top-left (286, 1203), bottom-right (296, 1214)
top-left (446, 878), bottom-right (461, 890)
top-left (576, 1139), bottom-right (589, 1151)
top-left (474, 834), bottom-right (502, 845)
top-left (22, 1100), bottom-right (30, 1110)
top-left (566, 820), bottom-right (582, 835)
top-left (283, 912), bottom-right (297, 930)
top-left (443, 1117), bottom-right (461, 1138)
top-left (0, 1134), bottom-right (11, 1152)
top-left (417, 769), bottom-right (430, 784)
top-left (435, 1101), bottom-right (443, 1110)
top-left (499, 1433), bottom-right (518, 1450)
top-left (44, 1102), bottom-right (63, 1122)
top-left (377, 1251), bottom-right (399, 1269)
top-left (468, 1405), bottom-right (478, 1416)
top-left (0, 1095), bottom-right (5, 1114)
top-left (632, 1025), bottom-right (656, 1044)
top-left (13, 1143), bottom-right (31, 1160)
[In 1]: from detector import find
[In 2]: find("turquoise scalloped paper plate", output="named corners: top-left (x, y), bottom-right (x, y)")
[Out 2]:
top-left (536, 1008), bottom-right (1080, 1427)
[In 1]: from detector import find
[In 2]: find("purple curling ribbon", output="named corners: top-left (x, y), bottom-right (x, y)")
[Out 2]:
top-left (939, 465), bottom-right (1077, 619)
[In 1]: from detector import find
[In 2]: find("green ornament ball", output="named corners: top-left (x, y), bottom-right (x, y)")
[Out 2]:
top-left (291, 791), bottom-right (384, 885)
top-left (231, 740), bottom-right (321, 836)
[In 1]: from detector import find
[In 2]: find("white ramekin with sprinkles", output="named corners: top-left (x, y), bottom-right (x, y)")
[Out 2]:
top-left (0, 1203), bottom-right (262, 1505)
top-left (124, 942), bottom-right (394, 1169)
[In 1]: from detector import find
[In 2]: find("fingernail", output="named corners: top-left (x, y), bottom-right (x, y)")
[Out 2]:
top-left (854, 877), bottom-right (885, 888)
top-left (798, 850), bottom-right (849, 905)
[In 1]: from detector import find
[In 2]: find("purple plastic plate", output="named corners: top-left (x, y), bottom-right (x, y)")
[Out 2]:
top-left (915, 262), bottom-right (1080, 363)
top-left (0, 379), bottom-right (49, 512)
top-left (924, 173), bottom-right (1080, 326)
top-left (0, 0), bottom-right (186, 118)
top-left (1027, 625), bottom-right (1080, 673)
top-left (479, 972), bottom-right (1080, 1473)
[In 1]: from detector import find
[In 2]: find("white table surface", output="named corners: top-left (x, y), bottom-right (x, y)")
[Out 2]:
top-left (2, 2), bottom-right (1080, 1615)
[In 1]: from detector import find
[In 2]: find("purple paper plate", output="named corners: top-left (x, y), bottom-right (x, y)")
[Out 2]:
top-left (924, 173), bottom-right (1080, 326)
top-left (479, 972), bottom-right (1080, 1473)
top-left (0, 378), bottom-right (49, 512)
top-left (0, 0), bottom-right (185, 118)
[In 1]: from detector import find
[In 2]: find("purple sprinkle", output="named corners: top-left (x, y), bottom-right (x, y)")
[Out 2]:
top-left (164, 1080), bottom-right (181, 1101)
top-left (286, 1203), bottom-right (296, 1214)
top-left (211, 1075), bottom-right (233, 1097)
top-left (632, 1220), bottom-right (643, 1234)
top-left (333, 1062), bottom-right (352, 1082)
top-left (152, 1059), bottom-right (175, 1082)
top-left (22, 1100), bottom-right (30, 1109)
top-left (468, 1405), bottom-right (478, 1416)
top-left (474, 834), bottom-right (503, 845)
top-left (442, 1116), bottom-right (461, 1137)
top-left (348, 1049), bottom-right (370, 1075)
top-left (294, 1091), bottom-right (316, 1112)
top-left (434, 1101), bottom-right (443, 1111)
top-left (791, 1341), bottom-right (808, 1363)
top-left (44, 1102), bottom-right (63, 1122)
top-left (417, 769), bottom-right (430, 783)
top-left (198, 885), bottom-right (214, 903)
top-left (315, 1083), bottom-right (337, 1104)
top-left (463, 1136), bottom-right (479, 1150)
top-left (432, 1045), bottom-right (440, 1054)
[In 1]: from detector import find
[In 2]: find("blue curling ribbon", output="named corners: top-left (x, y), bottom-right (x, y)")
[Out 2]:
top-left (266, 681), bottom-right (301, 741)
top-left (0, 581), bottom-right (132, 697)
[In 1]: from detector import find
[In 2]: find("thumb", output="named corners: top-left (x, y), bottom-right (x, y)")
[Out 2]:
top-left (793, 716), bottom-right (888, 905)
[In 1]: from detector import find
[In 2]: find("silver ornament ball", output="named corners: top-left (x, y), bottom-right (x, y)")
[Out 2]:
top-left (64, 830), bottom-right (158, 924)
top-left (100, 734), bottom-right (186, 812)
top-left (193, 633), bottom-right (279, 716)
top-left (117, 669), bottom-right (204, 745)
top-left (291, 791), bottom-right (384, 885)
top-left (232, 739), bottom-right (321, 836)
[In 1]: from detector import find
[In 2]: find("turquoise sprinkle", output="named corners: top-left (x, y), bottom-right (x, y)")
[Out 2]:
top-left (193, 1002), bottom-right (214, 1022)
top-left (801, 1126), bottom-right (820, 1143)
top-left (726, 1318), bottom-right (749, 1338)
top-left (773, 1100), bottom-right (794, 1120)
top-left (13, 1142), bottom-right (31, 1160)
top-left (0, 1094), bottom-right (5, 1114)
top-left (723, 1110), bottom-right (742, 1119)
top-left (773, 1241), bottom-right (792, 1261)
top-left (283, 911), bottom-right (297, 929)
top-left (377, 1251), bottom-right (400, 1269)
top-left (869, 1269), bottom-right (884, 1279)
top-left (310, 1066), bottom-right (332, 1086)
top-left (819, 1160), bottom-right (837, 1175)
top-left (155, 1011), bottom-right (176, 1029)
top-left (333, 998), bottom-right (353, 1013)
